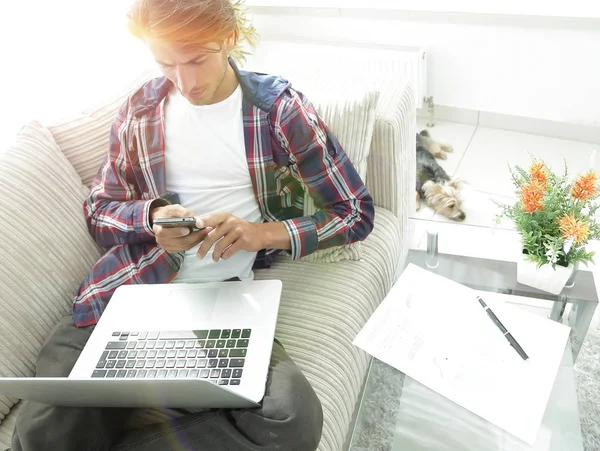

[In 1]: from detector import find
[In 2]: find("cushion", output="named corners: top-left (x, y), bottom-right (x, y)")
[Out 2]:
top-left (47, 98), bottom-right (123, 188)
top-left (300, 88), bottom-right (379, 263)
top-left (47, 70), bottom-right (158, 187)
top-left (0, 122), bottom-right (103, 422)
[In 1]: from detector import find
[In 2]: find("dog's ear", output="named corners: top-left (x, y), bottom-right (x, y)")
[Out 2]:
top-left (448, 178), bottom-right (466, 189)
top-left (419, 130), bottom-right (430, 137)
top-left (422, 180), bottom-right (444, 198)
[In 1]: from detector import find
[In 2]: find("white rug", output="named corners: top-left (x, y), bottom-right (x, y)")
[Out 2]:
top-left (575, 324), bottom-right (600, 451)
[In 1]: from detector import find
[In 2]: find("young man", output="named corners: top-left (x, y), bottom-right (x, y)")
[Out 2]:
top-left (10, 0), bottom-right (374, 450)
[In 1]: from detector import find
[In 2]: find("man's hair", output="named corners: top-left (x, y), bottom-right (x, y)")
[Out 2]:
top-left (127, 0), bottom-right (257, 62)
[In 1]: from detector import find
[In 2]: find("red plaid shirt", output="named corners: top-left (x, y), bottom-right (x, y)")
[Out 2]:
top-left (73, 59), bottom-right (374, 327)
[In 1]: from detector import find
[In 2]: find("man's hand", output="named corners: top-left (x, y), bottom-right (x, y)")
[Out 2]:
top-left (151, 204), bottom-right (212, 254)
top-left (196, 213), bottom-right (268, 262)
top-left (196, 213), bottom-right (291, 261)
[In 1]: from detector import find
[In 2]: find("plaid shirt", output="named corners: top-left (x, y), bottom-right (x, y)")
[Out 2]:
top-left (72, 59), bottom-right (374, 327)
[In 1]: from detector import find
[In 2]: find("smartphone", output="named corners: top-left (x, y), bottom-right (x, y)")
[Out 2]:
top-left (153, 217), bottom-right (204, 232)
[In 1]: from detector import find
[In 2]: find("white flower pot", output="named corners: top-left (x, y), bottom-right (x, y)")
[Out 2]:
top-left (516, 257), bottom-right (574, 295)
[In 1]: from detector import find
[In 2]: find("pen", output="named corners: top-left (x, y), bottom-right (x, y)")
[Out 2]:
top-left (476, 296), bottom-right (529, 361)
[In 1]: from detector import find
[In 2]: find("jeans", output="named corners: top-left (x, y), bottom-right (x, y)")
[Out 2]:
top-left (11, 316), bottom-right (323, 451)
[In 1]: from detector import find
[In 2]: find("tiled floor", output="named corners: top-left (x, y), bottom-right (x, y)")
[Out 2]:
top-left (410, 118), bottom-right (600, 327)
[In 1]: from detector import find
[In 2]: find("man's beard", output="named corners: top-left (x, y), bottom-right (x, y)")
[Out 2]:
top-left (187, 58), bottom-right (230, 106)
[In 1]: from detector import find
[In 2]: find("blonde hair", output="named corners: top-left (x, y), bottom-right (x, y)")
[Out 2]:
top-left (127, 0), bottom-right (258, 63)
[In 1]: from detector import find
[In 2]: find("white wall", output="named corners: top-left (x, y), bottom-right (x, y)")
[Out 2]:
top-left (245, 0), bottom-right (600, 20)
top-left (0, 0), bottom-right (156, 149)
top-left (248, 7), bottom-right (600, 127)
top-left (2, 1), bottom-right (598, 151)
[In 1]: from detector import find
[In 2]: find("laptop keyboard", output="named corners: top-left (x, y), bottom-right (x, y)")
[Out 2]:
top-left (91, 329), bottom-right (250, 386)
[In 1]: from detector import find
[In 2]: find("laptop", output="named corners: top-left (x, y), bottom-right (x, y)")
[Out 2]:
top-left (0, 279), bottom-right (282, 409)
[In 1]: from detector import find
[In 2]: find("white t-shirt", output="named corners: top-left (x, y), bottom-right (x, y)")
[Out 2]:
top-left (164, 85), bottom-right (262, 283)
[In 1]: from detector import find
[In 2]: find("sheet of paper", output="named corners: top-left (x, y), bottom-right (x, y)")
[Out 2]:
top-left (353, 264), bottom-right (570, 446)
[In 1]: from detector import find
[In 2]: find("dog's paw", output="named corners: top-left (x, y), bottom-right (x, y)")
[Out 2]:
top-left (441, 144), bottom-right (454, 153)
top-left (434, 151), bottom-right (448, 160)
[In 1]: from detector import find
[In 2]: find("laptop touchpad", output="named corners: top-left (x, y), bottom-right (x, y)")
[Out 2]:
top-left (168, 287), bottom-right (219, 322)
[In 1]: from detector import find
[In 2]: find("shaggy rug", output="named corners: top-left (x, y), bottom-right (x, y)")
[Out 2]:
top-left (574, 324), bottom-right (600, 451)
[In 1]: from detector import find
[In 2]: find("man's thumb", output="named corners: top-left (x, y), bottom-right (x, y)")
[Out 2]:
top-left (166, 204), bottom-right (194, 218)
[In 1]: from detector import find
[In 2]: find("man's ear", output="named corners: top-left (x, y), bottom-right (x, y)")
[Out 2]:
top-left (225, 31), bottom-right (237, 52)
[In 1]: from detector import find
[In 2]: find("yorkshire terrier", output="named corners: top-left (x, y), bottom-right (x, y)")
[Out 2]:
top-left (416, 130), bottom-right (466, 221)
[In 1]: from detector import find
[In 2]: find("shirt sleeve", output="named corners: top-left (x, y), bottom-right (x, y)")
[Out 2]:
top-left (84, 101), bottom-right (169, 247)
top-left (271, 89), bottom-right (375, 259)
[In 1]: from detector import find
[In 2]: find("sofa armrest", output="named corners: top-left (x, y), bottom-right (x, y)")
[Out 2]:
top-left (366, 80), bottom-right (416, 219)
top-left (366, 80), bottom-right (416, 278)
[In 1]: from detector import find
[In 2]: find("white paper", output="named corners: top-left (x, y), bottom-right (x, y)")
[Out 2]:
top-left (354, 264), bottom-right (570, 446)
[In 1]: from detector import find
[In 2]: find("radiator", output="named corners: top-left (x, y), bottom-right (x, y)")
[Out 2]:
top-left (242, 37), bottom-right (427, 108)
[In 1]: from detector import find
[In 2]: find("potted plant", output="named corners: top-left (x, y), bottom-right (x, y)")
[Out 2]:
top-left (497, 159), bottom-right (600, 294)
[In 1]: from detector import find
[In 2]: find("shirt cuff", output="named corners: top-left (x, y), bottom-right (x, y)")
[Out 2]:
top-left (139, 198), bottom-right (171, 238)
top-left (282, 217), bottom-right (319, 260)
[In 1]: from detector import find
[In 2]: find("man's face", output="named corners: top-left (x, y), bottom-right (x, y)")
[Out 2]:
top-left (146, 38), bottom-right (230, 106)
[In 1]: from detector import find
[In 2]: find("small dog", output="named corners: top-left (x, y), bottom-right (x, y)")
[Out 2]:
top-left (416, 130), bottom-right (466, 221)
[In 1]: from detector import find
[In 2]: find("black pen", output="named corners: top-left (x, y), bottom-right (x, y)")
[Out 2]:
top-left (476, 296), bottom-right (529, 361)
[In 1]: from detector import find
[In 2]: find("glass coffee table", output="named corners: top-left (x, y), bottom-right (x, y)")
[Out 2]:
top-left (348, 247), bottom-right (598, 451)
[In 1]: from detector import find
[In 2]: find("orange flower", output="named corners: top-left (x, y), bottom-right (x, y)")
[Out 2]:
top-left (572, 171), bottom-right (598, 201)
top-left (530, 162), bottom-right (547, 187)
top-left (521, 181), bottom-right (545, 213)
top-left (557, 213), bottom-right (590, 243)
